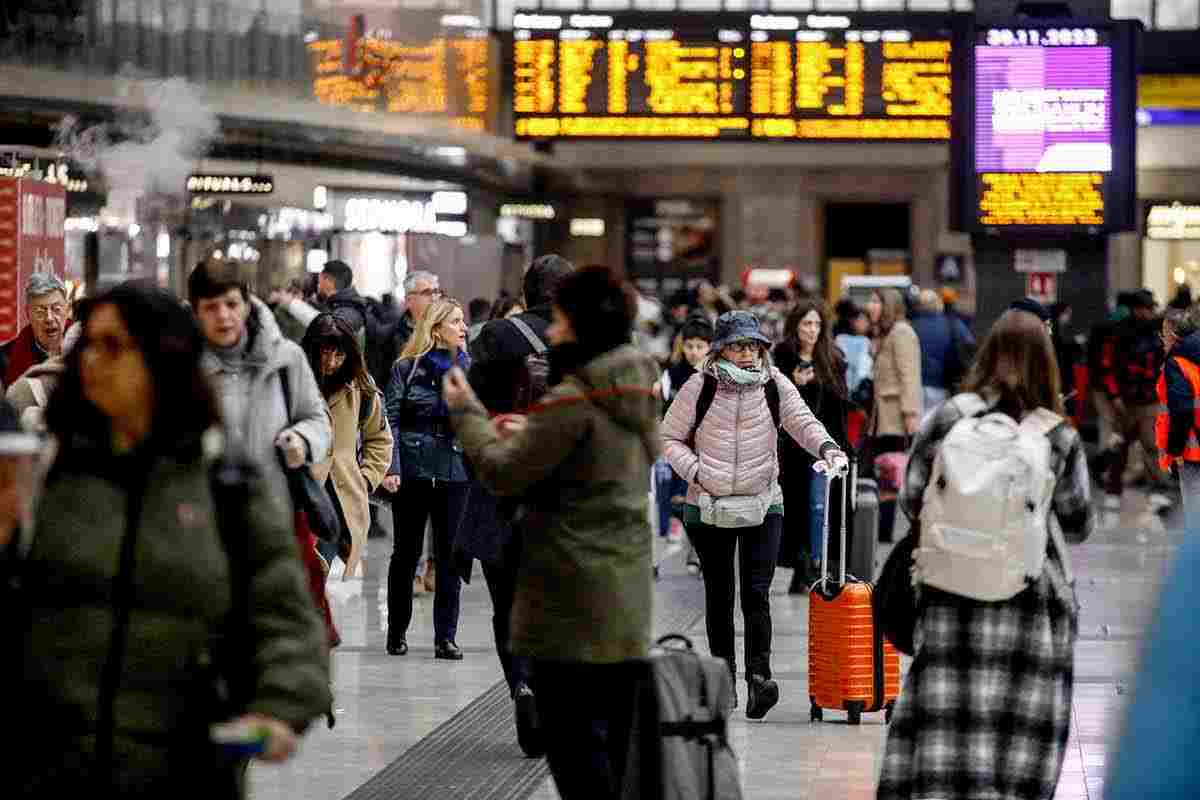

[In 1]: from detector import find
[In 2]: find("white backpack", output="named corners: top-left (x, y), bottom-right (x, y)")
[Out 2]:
top-left (915, 394), bottom-right (1071, 602)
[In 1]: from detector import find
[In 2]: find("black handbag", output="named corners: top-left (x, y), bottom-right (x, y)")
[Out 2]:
top-left (277, 372), bottom-right (342, 544)
top-left (872, 532), bottom-right (920, 656)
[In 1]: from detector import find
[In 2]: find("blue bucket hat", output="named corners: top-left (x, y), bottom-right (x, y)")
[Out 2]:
top-left (711, 310), bottom-right (773, 352)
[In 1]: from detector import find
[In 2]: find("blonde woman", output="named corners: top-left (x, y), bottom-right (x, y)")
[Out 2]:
top-left (383, 298), bottom-right (470, 659)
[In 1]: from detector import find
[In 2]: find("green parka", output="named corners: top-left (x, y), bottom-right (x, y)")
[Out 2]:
top-left (452, 344), bottom-right (661, 663)
top-left (11, 432), bottom-right (330, 795)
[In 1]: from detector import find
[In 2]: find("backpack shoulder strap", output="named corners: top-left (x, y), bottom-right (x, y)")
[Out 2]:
top-left (765, 375), bottom-right (782, 430)
top-left (687, 374), bottom-right (718, 447)
top-left (949, 392), bottom-right (989, 419)
top-left (509, 316), bottom-right (547, 354)
top-left (277, 370), bottom-right (293, 423)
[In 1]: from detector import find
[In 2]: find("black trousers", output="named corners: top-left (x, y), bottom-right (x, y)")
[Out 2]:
top-left (388, 479), bottom-right (469, 645)
top-left (688, 514), bottom-right (784, 680)
top-left (534, 659), bottom-right (635, 800)
top-left (481, 559), bottom-right (533, 694)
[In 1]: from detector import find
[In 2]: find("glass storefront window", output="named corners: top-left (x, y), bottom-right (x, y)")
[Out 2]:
top-left (1144, 238), bottom-right (1200, 310)
top-left (1113, 0), bottom-right (1159, 26)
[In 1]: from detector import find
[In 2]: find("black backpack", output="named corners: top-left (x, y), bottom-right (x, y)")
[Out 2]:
top-left (687, 373), bottom-right (781, 447)
top-left (508, 316), bottom-right (551, 412)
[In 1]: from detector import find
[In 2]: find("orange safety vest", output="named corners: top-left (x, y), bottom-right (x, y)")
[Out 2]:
top-left (1156, 354), bottom-right (1200, 470)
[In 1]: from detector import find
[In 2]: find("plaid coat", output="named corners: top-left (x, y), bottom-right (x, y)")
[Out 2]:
top-left (877, 394), bottom-right (1095, 800)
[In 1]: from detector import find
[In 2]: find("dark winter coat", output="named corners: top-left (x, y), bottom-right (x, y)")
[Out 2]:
top-left (467, 306), bottom-right (553, 415)
top-left (452, 344), bottom-right (661, 662)
top-left (910, 310), bottom-right (973, 391)
top-left (324, 286), bottom-right (368, 337)
top-left (10, 432), bottom-right (330, 795)
top-left (1113, 317), bottom-right (1164, 407)
top-left (386, 352), bottom-right (471, 483)
top-left (1165, 331), bottom-right (1200, 457)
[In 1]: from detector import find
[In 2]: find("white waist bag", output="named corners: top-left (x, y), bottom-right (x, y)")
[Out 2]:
top-left (697, 492), bottom-right (769, 529)
top-left (915, 395), bottom-right (1072, 602)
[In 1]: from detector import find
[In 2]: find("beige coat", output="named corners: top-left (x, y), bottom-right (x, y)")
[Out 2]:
top-left (873, 320), bottom-right (923, 437)
top-left (311, 381), bottom-right (393, 578)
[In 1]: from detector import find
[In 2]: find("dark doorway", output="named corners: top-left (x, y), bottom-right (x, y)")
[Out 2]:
top-left (824, 202), bottom-right (910, 260)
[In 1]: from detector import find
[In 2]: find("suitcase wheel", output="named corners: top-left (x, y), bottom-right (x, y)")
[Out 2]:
top-left (809, 701), bottom-right (823, 723)
top-left (885, 702), bottom-right (895, 724)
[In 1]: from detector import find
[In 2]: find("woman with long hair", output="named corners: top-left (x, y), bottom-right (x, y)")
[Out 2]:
top-left (870, 287), bottom-right (922, 542)
top-left (11, 284), bottom-right (329, 794)
top-left (878, 309), bottom-right (1094, 800)
top-left (302, 314), bottom-right (393, 579)
top-left (773, 301), bottom-right (850, 593)
top-left (383, 298), bottom-right (471, 659)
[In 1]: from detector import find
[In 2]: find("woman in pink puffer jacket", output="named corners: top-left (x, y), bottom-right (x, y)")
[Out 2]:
top-left (662, 310), bottom-right (847, 720)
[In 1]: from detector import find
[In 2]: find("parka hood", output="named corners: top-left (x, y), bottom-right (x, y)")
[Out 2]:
top-left (573, 344), bottom-right (661, 458)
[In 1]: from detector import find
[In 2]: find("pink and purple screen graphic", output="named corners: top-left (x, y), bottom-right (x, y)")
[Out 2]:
top-left (975, 46), bottom-right (1112, 173)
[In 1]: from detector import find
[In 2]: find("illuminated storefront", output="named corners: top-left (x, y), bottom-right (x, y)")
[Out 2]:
top-left (1143, 201), bottom-right (1200, 305)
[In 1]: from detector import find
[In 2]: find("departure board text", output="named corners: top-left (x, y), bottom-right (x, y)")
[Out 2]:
top-left (977, 173), bottom-right (1105, 226)
top-left (512, 12), bottom-right (959, 140)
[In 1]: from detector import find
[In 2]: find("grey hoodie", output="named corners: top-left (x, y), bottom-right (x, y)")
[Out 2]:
top-left (200, 296), bottom-right (332, 492)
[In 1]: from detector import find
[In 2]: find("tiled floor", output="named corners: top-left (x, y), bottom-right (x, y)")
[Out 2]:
top-left (252, 492), bottom-right (1177, 799)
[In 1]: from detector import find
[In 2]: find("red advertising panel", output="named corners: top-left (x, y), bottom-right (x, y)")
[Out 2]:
top-left (0, 178), bottom-right (67, 344)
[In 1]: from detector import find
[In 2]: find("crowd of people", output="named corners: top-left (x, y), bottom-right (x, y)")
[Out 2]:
top-left (2, 254), bottom-right (1196, 799)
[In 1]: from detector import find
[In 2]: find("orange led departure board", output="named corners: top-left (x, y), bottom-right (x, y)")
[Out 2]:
top-left (512, 12), bottom-right (961, 140)
top-left (309, 25), bottom-right (492, 131)
top-left (978, 173), bottom-right (1105, 226)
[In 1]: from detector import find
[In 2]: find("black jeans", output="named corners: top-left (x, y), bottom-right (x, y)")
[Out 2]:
top-left (688, 514), bottom-right (783, 680)
top-left (481, 559), bottom-right (533, 694)
top-left (388, 479), bottom-right (469, 645)
top-left (534, 659), bottom-right (635, 800)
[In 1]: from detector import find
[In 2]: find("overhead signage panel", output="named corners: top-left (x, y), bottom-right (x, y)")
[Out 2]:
top-left (953, 21), bottom-right (1139, 233)
top-left (511, 11), bottom-right (963, 141)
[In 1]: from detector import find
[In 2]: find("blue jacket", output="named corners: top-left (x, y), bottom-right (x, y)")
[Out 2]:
top-left (386, 352), bottom-right (471, 483)
top-left (910, 310), bottom-right (973, 390)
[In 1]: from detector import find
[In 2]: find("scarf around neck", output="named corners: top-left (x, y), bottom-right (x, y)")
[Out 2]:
top-left (716, 358), bottom-right (764, 386)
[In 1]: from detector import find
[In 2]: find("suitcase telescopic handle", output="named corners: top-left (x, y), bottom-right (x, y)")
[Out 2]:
top-left (817, 463), bottom-right (850, 588)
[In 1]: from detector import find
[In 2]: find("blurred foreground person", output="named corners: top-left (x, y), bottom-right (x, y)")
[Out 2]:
top-left (444, 265), bottom-right (659, 799)
top-left (877, 309), bottom-right (1094, 800)
top-left (662, 310), bottom-right (848, 720)
top-left (302, 314), bottom-right (393, 578)
top-left (384, 298), bottom-right (471, 660)
top-left (7, 285), bottom-right (330, 796)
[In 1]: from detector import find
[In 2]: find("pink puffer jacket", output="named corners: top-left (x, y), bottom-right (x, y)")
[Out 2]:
top-left (662, 360), bottom-right (836, 508)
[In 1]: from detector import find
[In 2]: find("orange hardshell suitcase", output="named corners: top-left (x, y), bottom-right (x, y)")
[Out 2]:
top-left (808, 466), bottom-right (901, 724)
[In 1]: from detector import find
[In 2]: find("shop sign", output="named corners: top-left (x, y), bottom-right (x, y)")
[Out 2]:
top-left (261, 207), bottom-right (335, 240)
top-left (1026, 272), bottom-right (1057, 305)
top-left (0, 160), bottom-right (89, 193)
top-left (333, 191), bottom-right (469, 237)
top-left (1138, 75), bottom-right (1200, 110)
top-left (500, 203), bottom-right (556, 220)
top-left (570, 218), bottom-right (605, 237)
top-left (187, 174), bottom-right (275, 195)
top-left (0, 178), bottom-right (67, 343)
top-left (1014, 249), bottom-right (1067, 273)
top-left (1146, 202), bottom-right (1200, 240)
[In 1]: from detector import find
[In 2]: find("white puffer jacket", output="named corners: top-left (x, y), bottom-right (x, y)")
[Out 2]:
top-left (662, 357), bottom-right (837, 509)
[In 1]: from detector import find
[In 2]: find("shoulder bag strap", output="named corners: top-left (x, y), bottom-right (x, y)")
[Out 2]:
top-left (508, 316), bottom-right (547, 354)
top-left (687, 374), bottom-right (718, 448)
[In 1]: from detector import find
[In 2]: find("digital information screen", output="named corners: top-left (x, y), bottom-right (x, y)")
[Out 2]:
top-left (309, 22), bottom-right (492, 131)
top-left (512, 12), bottom-right (960, 140)
top-left (974, 29), bottom-right (1111, 226)
top-left (958, 22), bottom-right (1137, 232)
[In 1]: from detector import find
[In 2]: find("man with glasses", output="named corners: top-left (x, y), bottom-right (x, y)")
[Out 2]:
top-left (1, 274), bottom-right (69, 390)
